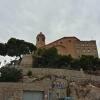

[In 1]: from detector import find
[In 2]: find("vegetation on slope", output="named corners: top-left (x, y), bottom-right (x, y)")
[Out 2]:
top-left (32, 47), bottom-right (100, 72)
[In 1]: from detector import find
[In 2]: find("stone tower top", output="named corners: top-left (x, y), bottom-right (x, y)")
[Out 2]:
top-left (37, 32), bottom-right (45, 38)
top-left (36, 32), bottom-right (45, 48)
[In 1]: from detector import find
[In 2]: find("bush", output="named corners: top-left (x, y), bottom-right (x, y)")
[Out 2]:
top-left (27, 70), bottom-right (32, 77)
top-left (32, 47), bottom-right (73, 68)
top-left (0, 66), bottom-right (23, 82)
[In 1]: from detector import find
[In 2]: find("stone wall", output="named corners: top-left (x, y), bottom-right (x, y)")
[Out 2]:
top-left (22, 68), bottom-right (100, 82)
top-left (20, 54), bottom-right (33, 68)
top-left (0, 68), bottom-right (100, 100)
top-left (0, 83), bottom-right (45, 100)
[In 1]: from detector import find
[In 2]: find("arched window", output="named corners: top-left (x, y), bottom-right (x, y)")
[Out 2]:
top-left (42, 38), bottom-right (45, 41)
top-left (37, 38), bottom-right (39, 41)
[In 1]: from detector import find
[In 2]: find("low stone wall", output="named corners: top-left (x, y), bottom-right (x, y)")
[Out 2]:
top-left (22, 68), bottom-right (84, 77)
top-left (0, 83), bottom-right (46, 100)
top-left (22, 68), bottom-right (100, 82)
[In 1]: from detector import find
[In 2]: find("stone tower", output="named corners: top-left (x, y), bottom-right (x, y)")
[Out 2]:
top-left (36, 32), bottom-right (45, 48)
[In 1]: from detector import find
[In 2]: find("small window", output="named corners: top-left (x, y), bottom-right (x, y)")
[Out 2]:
top-left (69, 40), bottom-right (71, 43)
top-left (42, 38), bottom-right (45, 41)
top-left (87, 49), bottom-right (90, 52)
top-left (82, 44), bottom-right (85, 46)
top-left (77, 50), bottom-right (79, 53)
top-left (83, 50), bottom-right (86, 53)
top-left (60, 41), bottom-right (62, 44)
top-left (38, 38), bottom-right (39, 41)
top-left (94, 50), bottom-right (96, 52)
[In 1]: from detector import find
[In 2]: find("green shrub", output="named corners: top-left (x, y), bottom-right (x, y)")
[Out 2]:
top-left (0, 66), bottom-right (23, 82)
top-left (27, 70), bottom-right (32, 77)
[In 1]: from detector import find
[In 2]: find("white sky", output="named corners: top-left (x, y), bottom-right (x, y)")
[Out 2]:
top-left (0, 0), bottom-right (100, 66)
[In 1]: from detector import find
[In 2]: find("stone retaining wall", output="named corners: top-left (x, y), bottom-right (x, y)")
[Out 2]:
top-left (22, 68), bottom-right (100, 82)
top-left (0, 68), bottom-right (100, 100)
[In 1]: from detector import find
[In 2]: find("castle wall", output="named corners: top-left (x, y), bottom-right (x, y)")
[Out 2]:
top-left (46, 37), bottom-right (80, 58)
top-left (76, 40), bottom-right (98, 57)
top-left (20, 54), bottom-right (33, 68)
top-left (45, 37), bottom-right (98, 58)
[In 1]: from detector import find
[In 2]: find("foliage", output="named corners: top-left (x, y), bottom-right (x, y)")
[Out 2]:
top-left (0, 43), bottom-right (7, 56)
top-left (71, 55), bottom-right (100, 71)
top-left (54, 55), bottom-right (73, 68)
top-left (0, 66), bottom-right (23, 82)
top-left (77, 55), bottom-right (100, 71)
top-left (79, 55), bottom-right (95, 70)
top-left (71, 59), bottom-right (80, 70)
top-left (33, 48), bottom-right (100, 71)
top-left (0, 38), bottom-right (36, 58)
top-left (27, 70), bottom-right (32, 77)
top-left (33, 47), bottom-right (73, 68)
top-left (6, 38), bottom-right (37, 57)
top-left (33, 48), bottom-right (58, 67)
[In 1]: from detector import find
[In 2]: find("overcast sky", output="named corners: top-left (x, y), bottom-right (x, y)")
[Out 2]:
top-left (0, 0), bottom-right (100, 64)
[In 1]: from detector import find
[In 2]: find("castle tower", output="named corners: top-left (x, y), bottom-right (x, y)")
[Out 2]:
top-left (36, 32), bottom-right (45, 48)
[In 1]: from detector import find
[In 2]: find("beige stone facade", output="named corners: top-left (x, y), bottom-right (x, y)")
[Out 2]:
top-left (20, 54), bottom-right (33, 68)
top-left (46, 37), bottom-right (98, 58)
top-left (36, 32), bottom-right (45, 48)
top-left (36, 32), bottom-right (98, 58)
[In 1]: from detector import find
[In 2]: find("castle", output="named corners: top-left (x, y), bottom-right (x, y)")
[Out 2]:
top-left (1, 32), bottom-right (99, 100)
top-left (20, 32), bottom-right (98, 67)
top-left (36, 32), bottom-right (98, 58)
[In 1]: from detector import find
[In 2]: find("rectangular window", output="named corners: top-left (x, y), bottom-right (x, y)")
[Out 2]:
top-left (23, 91), bottom-right (44, 100)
